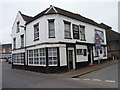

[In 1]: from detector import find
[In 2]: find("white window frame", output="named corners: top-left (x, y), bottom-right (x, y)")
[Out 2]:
top-left (34, 23), bottom-right (39, 40)
top-left (64, 21), bottom-right (71, 39)
top-left (13, 53), bottom-right (24, 65)
top-left (28, 48), bottom-right (46, 66)
top-left (39, 48), bottom-right (46, 65)
top-left (48, 19), bottom-right (55, 38)
top-left (21, 34), bottom-right (24, 47)
top-left (80, 25), bottom-right (86, 41)
top-left (48, 47), bottom-right (58, 66)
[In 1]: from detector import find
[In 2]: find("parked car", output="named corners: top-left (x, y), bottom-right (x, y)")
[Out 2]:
top-left (8, 58), bottom-right (12, 64)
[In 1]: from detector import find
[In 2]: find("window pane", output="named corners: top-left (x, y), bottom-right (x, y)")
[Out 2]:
top-left (34, 23), bottom-right (39, 40)
top-left (48, 47), bottom-right (58, 66)
top-left (48, 20), bottom-right (55, 37)
top-left (39, 48), bottom-right (46, 65)
top-left (64, 23), bottom-right (71, 38)
top-left (49, 30), bottom-right (55, 37)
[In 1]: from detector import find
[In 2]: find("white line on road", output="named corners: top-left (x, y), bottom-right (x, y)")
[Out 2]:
top-left (83, 78), bottom-right (90, 80)
top-left (92, 79), bottom-right (102, 81)
top-left (105, 80), bottom-right (116, 83)
top-left (72, 78), bottom-right (80, 80)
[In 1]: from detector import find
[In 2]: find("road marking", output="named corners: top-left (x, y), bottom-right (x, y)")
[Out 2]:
top-left (83, 78), bottom-right (90, 80)
top-left (105, 80), bottom-right (116, 83)
top-left (72, 78), bottom-right (80, 80)
top-left (92, 79), bottom-right (102, 81)
top-left (72, 78), bottom-right (116, 83)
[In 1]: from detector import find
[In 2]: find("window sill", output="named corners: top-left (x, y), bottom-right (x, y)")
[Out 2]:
top-left (34, 38), bottom-right (39, 41)
top-left (49, 37), bottom-right (55, 38)
top-left (64, 37), bottom-right (72, 39)
top-left (80, 39), bottom-right (86, 41)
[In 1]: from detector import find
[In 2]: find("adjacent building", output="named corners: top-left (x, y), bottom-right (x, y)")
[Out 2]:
top-left (106, 29), bottom-right (120, 60)
top-left (12, 5), bottom-right (108, 73)
top-left (0, 44), bottom-right (12, 59)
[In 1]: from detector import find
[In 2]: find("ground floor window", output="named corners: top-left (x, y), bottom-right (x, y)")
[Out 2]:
top-left (28, 48), bottom-right (46, 65)
top-left (12, 53), bottom-right (24, 64)
top-left (28, 47), bottom-right (58, 66)
top-left (48, 47), bottom-right (58, 66)
top-left (39, 48), bottom-right (46, 65)
top-left (76, 49), bottom-right (87, 56)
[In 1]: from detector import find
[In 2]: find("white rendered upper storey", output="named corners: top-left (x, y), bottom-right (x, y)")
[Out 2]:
top-left (12, 5), bottom-right (107, 49)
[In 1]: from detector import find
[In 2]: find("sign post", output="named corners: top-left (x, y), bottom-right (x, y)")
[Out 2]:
top-left (95, 32), bottom-right (101, 64)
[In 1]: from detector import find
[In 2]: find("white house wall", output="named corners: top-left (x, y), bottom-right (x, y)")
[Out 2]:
top-left (26, 14), bottom-right (61, 47)
top-left (25, 14), bottom-right (106, 47)
top-left (12, 12), bottom-right (26, 49)
top-left (57, 14), bottom-right (107, 45)
top-left (59, 46), bottom-right (67, 66)
top-left (12, 49), bottom-right (25, 54)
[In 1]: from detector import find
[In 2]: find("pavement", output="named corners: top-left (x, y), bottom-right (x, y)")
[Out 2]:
top-left (43, 60), bottom-right (119, 78)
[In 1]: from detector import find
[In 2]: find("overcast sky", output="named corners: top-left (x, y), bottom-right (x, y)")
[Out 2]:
top-left (0, 0), bottom-right (119, 44)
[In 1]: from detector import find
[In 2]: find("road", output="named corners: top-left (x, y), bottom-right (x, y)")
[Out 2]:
top-left (2, 61), bottom-right (118, 88)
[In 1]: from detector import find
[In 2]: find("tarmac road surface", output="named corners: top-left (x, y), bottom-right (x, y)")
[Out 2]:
top-left (2, 61), bottom-right (118, 88)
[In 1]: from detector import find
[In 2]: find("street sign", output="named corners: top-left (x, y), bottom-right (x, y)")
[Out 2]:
top-left (95, 45), bottom-right (102, 49)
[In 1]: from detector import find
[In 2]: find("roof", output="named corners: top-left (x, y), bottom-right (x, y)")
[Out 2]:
top-left (19, 11), bottom-right (33, 23)
top-left (20, 5), bottom-right (109, 29)
top-left (106, 29), bottom-right (120, 41)
top-left (99, 23), bottom-right (112, 30)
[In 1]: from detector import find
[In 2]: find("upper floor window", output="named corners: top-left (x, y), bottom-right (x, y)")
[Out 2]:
top-left (16, 21), bottom-right (20, 33)
top-left (13, 38), bottom-right (16, 49)
top-left (34, 23), bottom-right (39, 41)
top-left (73, 24), bottom-right (79, 39)
top-left (64, 21), bottom-right (71, 39)
top-left (21, 34), bottom-right (24, 48)
top-left (80, 25), bottom-right (86, 41)
top-left (48, 19), bottom-right (55, 38)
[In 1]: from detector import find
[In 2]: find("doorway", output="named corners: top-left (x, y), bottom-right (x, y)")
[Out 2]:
top-left (88, 46), bottom-right (93, 64)
top-left (68, 48), bottom-right (75, 70)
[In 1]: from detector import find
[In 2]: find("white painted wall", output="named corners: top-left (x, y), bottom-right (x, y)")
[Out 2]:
top-left (57, 14), bottom-right (107, 45)
top-left (12, 49), bottom-right (25, 54)
top-left (26, 14), bottom-right (61, 47)
top-left (60, 46), bottom-right (67, 66)
top-left (12, 12), bottom-right (25, 50)
top-left (12, 12), bottom-right (107, 64)
top-left (76, 45), bottom-right (88, 62)
top-left (25, 14), bottom-right (106, 47)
